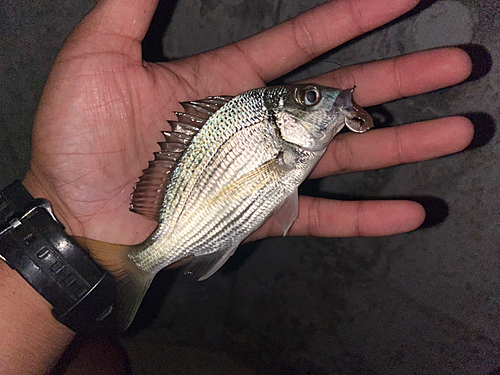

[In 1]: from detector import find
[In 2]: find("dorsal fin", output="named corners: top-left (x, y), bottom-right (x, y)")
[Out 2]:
top-left (130, 96), bottom-right (233, 221)
top-left (168, 121), bottom-right (200, 135)
top-left (180, 96), bottom-right (233, 119)
top-left (172, 113), bottom-right (206, 128)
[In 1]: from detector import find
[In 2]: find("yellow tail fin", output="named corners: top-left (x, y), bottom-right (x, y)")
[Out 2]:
top-left (74, 237), bottom-right (153, 331)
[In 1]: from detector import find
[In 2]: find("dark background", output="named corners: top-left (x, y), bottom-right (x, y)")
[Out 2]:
top-left (1, 0), bottom-right (499, 374)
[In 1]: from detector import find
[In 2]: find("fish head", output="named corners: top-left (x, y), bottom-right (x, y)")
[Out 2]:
top-left (271, 84), bottom-right (374, 151)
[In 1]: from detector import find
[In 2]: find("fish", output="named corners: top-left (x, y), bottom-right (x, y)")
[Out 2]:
top-left (82, 84), bottom-right (374, 330)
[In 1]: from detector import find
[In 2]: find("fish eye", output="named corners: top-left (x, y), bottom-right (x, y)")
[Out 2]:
top-left (295, 86), bottom-right (321, 107)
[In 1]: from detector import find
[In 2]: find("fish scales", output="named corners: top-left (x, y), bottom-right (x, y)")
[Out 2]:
top-left (133, 88), bottom-right (318, 274)
top-left (132, 89), bottom-right (275, 272)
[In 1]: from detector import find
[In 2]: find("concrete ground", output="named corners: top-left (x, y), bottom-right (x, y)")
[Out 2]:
top-left (1, 0), bottom-right (499, 374)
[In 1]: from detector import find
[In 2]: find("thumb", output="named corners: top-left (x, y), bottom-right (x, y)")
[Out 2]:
top-left (63, 0), bottom-right (159, 56)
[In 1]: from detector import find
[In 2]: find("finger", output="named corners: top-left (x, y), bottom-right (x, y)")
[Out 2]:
top-left (248, 197), bottom-right (425, 241)
top-left (64, 0), bottom-right (159, 55)
top-left (305, 48), bottom-right (473, 106)
top-left (206, 0), bottom-right (419, 83)
top-left (310, 116), bottom-right (474, 178)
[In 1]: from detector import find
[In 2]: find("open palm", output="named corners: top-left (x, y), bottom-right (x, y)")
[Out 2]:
top-left (24, 0), bottom-right (473, 249)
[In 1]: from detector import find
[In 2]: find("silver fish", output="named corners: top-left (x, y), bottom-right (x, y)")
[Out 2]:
top-left (84, 84), bottom-right (373, 330)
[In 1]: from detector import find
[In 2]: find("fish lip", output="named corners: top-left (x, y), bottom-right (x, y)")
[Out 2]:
top-left (335, 88), bottom-right (374, 133)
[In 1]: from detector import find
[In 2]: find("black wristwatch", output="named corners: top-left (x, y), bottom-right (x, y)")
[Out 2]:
top-left (0, 180), bottom-right (116, 334)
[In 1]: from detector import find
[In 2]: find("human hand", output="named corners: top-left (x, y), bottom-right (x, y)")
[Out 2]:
top-left (23, 0), bottom-right (473, 249)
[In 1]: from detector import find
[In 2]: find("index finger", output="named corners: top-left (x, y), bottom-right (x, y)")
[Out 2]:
top-left (231, 0), bottom-right (419, 82)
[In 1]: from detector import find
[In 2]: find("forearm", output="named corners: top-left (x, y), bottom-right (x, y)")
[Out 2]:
top-left (0, 260), bottom-right (74, 374)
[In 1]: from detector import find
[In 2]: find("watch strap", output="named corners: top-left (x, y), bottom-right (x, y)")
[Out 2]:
top-left (0, 180), bottom-right (116, 334)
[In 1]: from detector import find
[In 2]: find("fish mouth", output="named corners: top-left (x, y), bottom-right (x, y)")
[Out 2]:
top-left (336, 88), bottom-right (374, 133)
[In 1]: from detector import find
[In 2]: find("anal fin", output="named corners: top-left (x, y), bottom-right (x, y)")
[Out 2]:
top-left (185, 245), bottom-right (239, 281)
top-left (274, 188), bottom-right (299, 236)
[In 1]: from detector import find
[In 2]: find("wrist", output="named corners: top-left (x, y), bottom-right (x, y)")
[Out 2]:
top-left (23, 169), bottom-right (82, 237)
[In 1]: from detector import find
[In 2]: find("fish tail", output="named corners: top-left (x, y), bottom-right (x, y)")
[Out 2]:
top-left (74, 237), bottom-right (153, 331)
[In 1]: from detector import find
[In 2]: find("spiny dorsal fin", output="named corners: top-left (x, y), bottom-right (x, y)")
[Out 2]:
top-left (130, 95), bottom-right (234, 221)
top-left (168, 121), bottom-right (200, 135)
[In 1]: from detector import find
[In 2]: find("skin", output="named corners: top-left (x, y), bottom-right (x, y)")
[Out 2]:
top-left (0, 0), bottom-right (474, 373)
